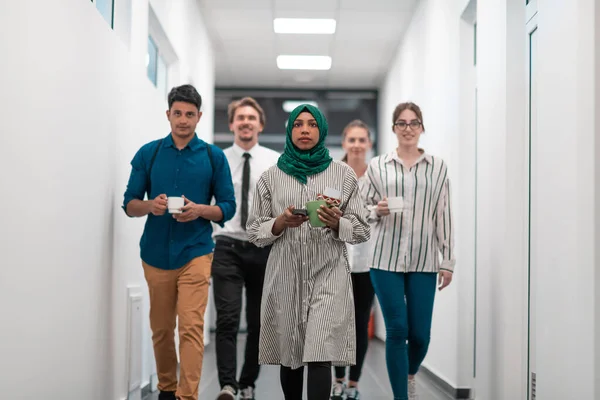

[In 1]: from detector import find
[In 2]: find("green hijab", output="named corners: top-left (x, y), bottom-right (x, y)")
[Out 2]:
top-left (277, 104), bottom-right (332, 184)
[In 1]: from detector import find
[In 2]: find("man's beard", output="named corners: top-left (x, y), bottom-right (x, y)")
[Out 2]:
top-left (237, 126), bottom-right (255, 142)
top-left (174, 129), bottom-right (193, 138)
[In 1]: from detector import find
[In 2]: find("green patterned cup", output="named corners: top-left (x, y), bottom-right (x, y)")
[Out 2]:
top-left (306, 200), bottom-right (327, 227)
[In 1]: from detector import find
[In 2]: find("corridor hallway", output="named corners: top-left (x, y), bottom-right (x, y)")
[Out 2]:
top-left (2, 0), bottom-right (600, 399)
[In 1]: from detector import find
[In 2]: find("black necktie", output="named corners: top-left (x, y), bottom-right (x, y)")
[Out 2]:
top-left (241, 153), bottom-right (251, 230)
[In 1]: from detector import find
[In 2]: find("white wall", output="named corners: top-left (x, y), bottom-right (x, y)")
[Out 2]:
top-left (381, 0), bottom-right (599, 398)
top-left (531, 0), bottom-right (596, 398)
top-left (378, 0), bottom-right (474, 390)
top-left (596, 4), bottom-right (600, 398)
top-left (0, 1), bottom-right (214, 399)
top-left (478, 0), bottom-right (598, 398)
top-left (148, 0), bottom-right (215, 137)
top-left (475, 0), bottom-right (529, 398)
top-left (114, 1), bottom-right (215, 397)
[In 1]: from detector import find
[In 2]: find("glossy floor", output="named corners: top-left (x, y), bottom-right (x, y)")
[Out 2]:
top-left (144, 334), bottom-right (455, 400)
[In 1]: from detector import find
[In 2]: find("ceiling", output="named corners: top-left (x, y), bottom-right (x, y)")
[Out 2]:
top-left (197, 0), bottom-right (418, 89)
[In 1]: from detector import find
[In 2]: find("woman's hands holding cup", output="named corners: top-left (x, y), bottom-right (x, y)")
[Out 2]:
top-left (376, 197), bottom-right (390, 216)
top-left (317, 201), bottom-right (343, 231)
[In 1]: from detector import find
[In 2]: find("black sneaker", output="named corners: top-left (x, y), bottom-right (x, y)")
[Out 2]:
top-left (158, 391), bottom-right (177, 400)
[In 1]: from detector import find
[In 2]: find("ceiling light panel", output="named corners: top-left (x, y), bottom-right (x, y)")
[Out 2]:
top-left (273, 18), bottom-right (337, 34)
top-left (282, 100), bottom-right (319, 112)
top-left (276, 55), bottom-right (332, 70)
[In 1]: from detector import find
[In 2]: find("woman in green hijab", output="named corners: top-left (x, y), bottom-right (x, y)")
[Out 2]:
top-left (247, 105), bottom-right (370, 400)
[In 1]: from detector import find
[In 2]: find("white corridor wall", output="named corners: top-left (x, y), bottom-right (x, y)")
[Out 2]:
top-left (527, 0), bottom-right (597, 399)
top-left (378, 0), bottom-right (475, 391)
top-left (380, 0), bottom-right (600, 399)
top-left (0, 1), bottom-right (215, 399)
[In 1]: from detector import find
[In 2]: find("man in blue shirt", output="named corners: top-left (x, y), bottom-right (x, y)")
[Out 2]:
top-left (122, 84), bottom-right (235, 400)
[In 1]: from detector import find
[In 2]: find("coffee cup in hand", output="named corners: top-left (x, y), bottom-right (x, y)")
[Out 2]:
top-left (387, 196), bottom-right (404, 213)
top-left (167, 196), bottom-right (184, 214)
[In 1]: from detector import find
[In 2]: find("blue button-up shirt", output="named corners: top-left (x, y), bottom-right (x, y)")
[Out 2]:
top-left (122, 133), bottom-right (236, 270)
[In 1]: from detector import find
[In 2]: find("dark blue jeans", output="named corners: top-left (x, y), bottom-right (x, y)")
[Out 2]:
top-left (370, 269), bottom-right (437, 400)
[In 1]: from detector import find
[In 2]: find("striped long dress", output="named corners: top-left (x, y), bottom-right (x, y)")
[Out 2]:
top-left (247, 161), bottom-right (370, 369)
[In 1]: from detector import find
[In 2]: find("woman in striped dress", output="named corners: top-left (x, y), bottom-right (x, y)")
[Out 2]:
top-left (365, 102), bottom-right (455, 400)
top-left (247, 104), bottom-right (370, 400)
top-left (331, 120), bottom-right (375, 400)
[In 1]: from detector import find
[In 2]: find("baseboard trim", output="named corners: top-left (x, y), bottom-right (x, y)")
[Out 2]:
top-left (150, 373), bottom-right (158, 391)
top-left (419, 365), bottom-right (472, 399)
top-left (141, 382), bottom-right (151, 398)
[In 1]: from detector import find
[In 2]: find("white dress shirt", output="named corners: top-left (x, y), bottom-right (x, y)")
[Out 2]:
top-left (212, 143), bottom-right (280, 242)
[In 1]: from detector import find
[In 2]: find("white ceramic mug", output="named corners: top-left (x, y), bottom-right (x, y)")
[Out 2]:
top-left (168, 196), bottom-right (184, 214)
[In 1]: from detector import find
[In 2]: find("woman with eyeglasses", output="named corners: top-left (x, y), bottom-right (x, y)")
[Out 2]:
top-left (364, 102), bottom-right (455, 400)
top-left (247, 104), bottom-right (370, 400)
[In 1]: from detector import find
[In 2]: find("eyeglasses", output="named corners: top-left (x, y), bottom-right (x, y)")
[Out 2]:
top-left (393, 120), bottom-right (422, 130)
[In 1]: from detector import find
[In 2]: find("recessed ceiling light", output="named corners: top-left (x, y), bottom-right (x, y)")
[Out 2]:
top-left (283, 100), bottom-right (319, 113)
top-left (273, 18), bottom-right (336, 34)
top-left (276, 55), bottom-right (332, 70)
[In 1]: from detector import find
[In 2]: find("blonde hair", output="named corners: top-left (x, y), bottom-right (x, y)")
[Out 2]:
top-left (227, 97), bottom-right (266, 126)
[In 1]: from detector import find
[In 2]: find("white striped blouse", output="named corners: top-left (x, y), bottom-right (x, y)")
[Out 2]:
top-left (346, 173), bottom-right (375, 273)
top-left (247, 161), bottom-right (370, 369)
top-left (364, 150), bottom-right (455, 273)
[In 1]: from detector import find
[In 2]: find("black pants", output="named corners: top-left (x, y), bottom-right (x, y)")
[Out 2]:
top-left (334, 272), bottom-right (375, 382)
top-left (280, 362), bottom-right (332, 400)
top-left (212, 236), bottom-right (271, 391)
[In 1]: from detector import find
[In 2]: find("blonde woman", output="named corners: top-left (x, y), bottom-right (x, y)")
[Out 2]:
top-left (331, 120), bottom-right (374, 400)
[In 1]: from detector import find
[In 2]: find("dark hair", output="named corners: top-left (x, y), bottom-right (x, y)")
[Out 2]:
top-left (341, 119), bottom-right (371, 162)
top-left (228, 97), bottom-right (266, 126)
top-left (392, 102), bottom-right (425, 131)
top-left (168, 84), bottom-right (202, 110)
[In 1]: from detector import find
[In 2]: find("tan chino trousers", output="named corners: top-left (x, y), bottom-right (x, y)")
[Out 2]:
top-left (142, 254), bottom-right (212, 400)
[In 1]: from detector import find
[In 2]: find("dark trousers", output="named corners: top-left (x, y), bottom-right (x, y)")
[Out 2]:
top-left (334, 272), bottom-right (375, 382)
top-left (280, 362), bottom-right (332, 400)
top-left (212, 236), bottom-right (270, 391)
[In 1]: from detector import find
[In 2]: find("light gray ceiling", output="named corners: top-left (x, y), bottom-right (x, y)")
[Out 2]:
top-left (198, 0), bottom-right (418, 89)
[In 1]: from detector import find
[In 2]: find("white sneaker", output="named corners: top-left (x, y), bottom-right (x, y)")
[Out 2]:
top-left (330, 381), bottom-right (345, 400)
top-left (217, 385), bottom-right (236, 400)
top-left (345, 386), bottom-right (361, 400)
top-left (239, 387), bottom-right (255, 400)
top-left (408, 377), bottom-right (418, 400)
